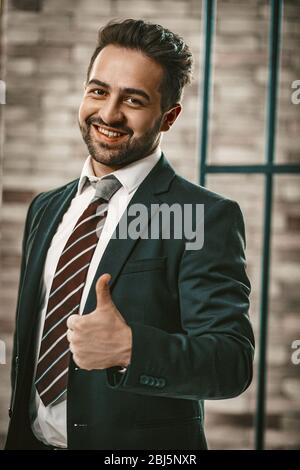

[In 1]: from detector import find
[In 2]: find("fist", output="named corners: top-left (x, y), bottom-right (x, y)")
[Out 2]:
top-left (66, 273), bottom-right (132, 370)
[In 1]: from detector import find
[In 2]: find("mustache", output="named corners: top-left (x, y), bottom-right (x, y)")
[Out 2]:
top-left (86, 116), bottom-right (133, 136)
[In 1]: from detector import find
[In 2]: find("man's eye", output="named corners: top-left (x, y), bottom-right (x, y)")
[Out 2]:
top-left (126, 97), bottom-right (143, 106)
top-left (92, 89), bottom-right (106, 96)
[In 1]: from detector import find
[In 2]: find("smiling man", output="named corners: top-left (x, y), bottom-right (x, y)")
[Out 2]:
top-left (5, 19), bottom-right (254, 450)
top-left (79, 43), bottom-right (180, 171)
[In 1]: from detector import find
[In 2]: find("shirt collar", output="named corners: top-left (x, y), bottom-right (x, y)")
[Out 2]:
top-left (76, 146), bottom-right (162, 197)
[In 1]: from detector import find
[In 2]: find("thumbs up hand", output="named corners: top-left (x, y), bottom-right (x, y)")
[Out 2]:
top-left (66, 273), bottom-right (132, 371)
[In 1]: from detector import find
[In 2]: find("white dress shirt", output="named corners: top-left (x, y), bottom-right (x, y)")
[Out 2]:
top-left (30, 147), bottom-right (162, 448)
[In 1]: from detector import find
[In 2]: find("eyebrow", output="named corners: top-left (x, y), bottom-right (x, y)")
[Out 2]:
top-left (87, 79), bottom-right (151, 103)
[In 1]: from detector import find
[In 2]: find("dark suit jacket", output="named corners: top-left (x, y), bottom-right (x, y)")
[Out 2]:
top-left (5, 153), bottom-right (254, 450)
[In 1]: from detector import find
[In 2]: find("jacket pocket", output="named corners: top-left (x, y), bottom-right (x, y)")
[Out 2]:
top-left (121, 257), bottom-right (167, 274)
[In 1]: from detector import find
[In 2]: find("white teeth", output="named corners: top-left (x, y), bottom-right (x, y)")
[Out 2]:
top-left (97, 126), bottom-right (123, 138)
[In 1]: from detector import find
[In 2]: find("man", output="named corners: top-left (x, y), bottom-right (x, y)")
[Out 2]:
top-left (5, 19), bottom-right (254, 450)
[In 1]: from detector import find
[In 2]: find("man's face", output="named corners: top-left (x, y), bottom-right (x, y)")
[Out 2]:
top-left (79, 45), bottom-right (170, 170)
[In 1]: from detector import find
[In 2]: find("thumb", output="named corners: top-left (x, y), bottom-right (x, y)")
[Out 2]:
top-left (95, 273), bottom-right (112, 309)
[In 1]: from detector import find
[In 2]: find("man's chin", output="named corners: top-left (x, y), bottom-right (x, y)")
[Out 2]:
top-left (90, 151), bottom-right (128, 167)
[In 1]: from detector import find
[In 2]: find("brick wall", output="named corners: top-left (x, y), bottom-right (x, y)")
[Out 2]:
top-left (0, 0), bottom-right (299, 449)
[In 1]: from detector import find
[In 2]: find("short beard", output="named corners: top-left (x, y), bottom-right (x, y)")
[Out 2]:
top-left (79, 116), bottom-right (162, 168)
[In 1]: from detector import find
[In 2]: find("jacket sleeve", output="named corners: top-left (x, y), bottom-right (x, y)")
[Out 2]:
top-left (106, 198), bottom-right (255, 400)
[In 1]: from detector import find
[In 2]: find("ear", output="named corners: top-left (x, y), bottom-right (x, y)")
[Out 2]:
top-left (160, 104), bottom-right (182, 132)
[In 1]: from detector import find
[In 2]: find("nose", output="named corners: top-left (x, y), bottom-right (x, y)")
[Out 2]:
top-left (97, 96), bottom-right (124, 127)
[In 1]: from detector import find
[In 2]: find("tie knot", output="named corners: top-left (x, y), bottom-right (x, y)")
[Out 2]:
top-left (90, 174), bottom-right (122, 203)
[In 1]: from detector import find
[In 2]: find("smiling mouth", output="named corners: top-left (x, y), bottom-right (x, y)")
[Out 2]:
top-left (92, 124), bottom-right (129, 142)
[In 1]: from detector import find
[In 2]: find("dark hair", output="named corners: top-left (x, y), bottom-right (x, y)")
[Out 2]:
top-left (86, 19), bottom-right (193, 111)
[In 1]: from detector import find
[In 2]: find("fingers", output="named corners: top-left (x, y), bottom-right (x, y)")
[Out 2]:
top-left (67, 315), bottom-right (80, 352)
top-left (67, 314), bottom-right (81, 330)
top-left (67, 327), bottom-right (73, 344)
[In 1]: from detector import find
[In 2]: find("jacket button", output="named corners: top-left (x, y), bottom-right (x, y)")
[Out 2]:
top-left (154, 378), bottom-right (160, 387)
top-left (140, 375), bottom-right (149, 385)
top-left (8, 407), bottom-right (12, 418)
top-left (158, 378), bottom-right (166, 388)
top-left (148, 377), bottom-right (155, 386)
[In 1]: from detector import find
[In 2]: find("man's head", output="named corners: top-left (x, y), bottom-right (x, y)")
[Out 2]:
top-left (78, 19), bottom-right (193, 174)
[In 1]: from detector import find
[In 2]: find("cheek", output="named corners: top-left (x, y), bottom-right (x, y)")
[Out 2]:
top-left (78, 101), bottom-right (87, 124)
top-left (79, 99), bottom-right (97, 123)
top-left (131, 113), bottom-right (158, 137)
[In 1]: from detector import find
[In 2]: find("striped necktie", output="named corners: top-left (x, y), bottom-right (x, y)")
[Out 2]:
top-left (35, 175), bottom-right (122, 407)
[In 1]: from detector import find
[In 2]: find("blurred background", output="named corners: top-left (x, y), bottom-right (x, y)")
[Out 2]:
top-left (0, 0), bottom-right (299, 450)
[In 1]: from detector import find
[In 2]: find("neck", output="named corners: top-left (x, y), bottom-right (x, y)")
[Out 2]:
top-left (91, 160), bottom-right (121, 177)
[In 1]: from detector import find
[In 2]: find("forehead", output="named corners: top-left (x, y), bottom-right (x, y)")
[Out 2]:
top-left (89, 44), bottom-right (164, 95)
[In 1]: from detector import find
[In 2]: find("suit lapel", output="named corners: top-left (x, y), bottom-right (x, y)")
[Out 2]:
top-left (82, 153), bottom-right (176, 314)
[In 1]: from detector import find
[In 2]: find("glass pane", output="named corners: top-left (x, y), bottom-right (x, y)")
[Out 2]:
top-left (205, 174), bottom-right (264, 449)
top-left (276, 0), bottom-right (300, 164)
top-left (206, 0), bottom-right (269, 166)
top-left (265, 175), bottom-right (300, 449)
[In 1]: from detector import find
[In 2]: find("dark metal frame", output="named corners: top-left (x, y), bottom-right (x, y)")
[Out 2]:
top-left (199, 0), bottom-right (300, 450)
